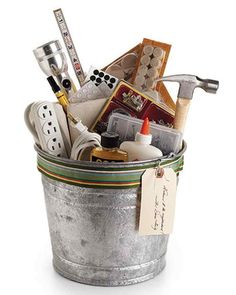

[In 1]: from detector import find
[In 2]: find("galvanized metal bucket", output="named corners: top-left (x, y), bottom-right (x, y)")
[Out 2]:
top-left (35, 142), bottom-right (186, 286)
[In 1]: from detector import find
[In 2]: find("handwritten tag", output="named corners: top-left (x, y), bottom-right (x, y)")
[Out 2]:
top-left (139, 168), bottom-right (177, 235)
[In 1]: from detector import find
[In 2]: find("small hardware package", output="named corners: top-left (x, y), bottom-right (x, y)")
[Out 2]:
top-left (92, 80), bottom-right (174, 134)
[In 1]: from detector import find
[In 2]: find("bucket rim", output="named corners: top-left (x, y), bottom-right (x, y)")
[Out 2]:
top-left (34, 141), bottom-right (186, 169)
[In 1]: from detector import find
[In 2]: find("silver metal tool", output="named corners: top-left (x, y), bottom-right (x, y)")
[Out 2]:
top-left (33, 40), bottom-right (76, 96)
top-left (156, 74), bottom-right (219, 133)
top-left (54, 8), bottom-right (85, 87)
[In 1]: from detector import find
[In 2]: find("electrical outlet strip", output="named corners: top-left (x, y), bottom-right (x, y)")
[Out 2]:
top-left (53, 103), bottom-right (72, 155)
top-left (30, 101), bottom-right (68, 158)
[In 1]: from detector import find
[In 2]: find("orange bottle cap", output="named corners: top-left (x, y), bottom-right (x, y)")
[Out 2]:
top-left (140, 117), bottom-right (150, 135)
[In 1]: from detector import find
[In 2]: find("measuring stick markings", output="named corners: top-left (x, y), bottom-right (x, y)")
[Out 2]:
top-left (54, 8), bottom-right (85, 87)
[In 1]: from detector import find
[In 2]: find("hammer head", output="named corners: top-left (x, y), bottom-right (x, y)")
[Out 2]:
top-left (157, 74), bottom-right (219, 99)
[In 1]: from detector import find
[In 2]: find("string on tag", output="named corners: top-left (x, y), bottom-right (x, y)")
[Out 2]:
top-left (155, 160), bottom-right (164, 178)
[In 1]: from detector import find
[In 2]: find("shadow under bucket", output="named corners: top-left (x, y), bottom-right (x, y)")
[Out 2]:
top-left (35, 141), bottom-right (186, 286)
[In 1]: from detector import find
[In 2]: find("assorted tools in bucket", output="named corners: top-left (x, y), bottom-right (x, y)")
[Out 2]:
top-left (24, 8), bottom-right (219, 286)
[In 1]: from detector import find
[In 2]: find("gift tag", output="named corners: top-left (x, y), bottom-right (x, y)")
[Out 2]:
top-left (139, 167), bottom-right (177, 235)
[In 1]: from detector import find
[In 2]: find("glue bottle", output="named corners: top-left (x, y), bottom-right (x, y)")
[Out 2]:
top-left (120, 117), bottom-right (163, 161)
top-left (90, 132), bottom-right (128, 163)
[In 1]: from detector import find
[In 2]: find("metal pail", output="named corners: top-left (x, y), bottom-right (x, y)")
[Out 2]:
top-left (35, 142), bottom-right (186, 286)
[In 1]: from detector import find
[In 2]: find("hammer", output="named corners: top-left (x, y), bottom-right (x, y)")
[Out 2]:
top-left (156, 75), bottom-right (219, 133)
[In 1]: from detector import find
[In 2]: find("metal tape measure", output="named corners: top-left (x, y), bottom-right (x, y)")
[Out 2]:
top-left (54, 9), bottom-right (85, 87)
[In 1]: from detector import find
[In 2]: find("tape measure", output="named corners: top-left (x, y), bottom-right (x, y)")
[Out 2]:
top-left (54, 8), bottom-right (85, 87)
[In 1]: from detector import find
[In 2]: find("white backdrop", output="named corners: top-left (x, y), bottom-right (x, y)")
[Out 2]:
top-left (1, 0), bottom-right (235, 294)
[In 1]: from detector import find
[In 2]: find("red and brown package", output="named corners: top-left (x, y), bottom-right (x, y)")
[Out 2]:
top-left (91, 81), bottom-right (174, 134)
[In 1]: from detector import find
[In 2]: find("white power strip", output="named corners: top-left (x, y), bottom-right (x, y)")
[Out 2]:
top-left (30, 101), bottom-right (68, 158)
top-left (25, 100), bottom-right (102, 160)
top-left (53, 103), bottom-right (71, 155)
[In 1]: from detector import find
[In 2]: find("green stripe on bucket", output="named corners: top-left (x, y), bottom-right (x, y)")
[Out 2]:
top-left (37, 154), bottom-right (184, 189)
top-left (37, 152), bottom-right (184, 172)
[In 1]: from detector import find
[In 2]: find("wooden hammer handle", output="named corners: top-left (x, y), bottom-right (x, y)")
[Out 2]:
top-left (173, 98), bottom-right (191, 133)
